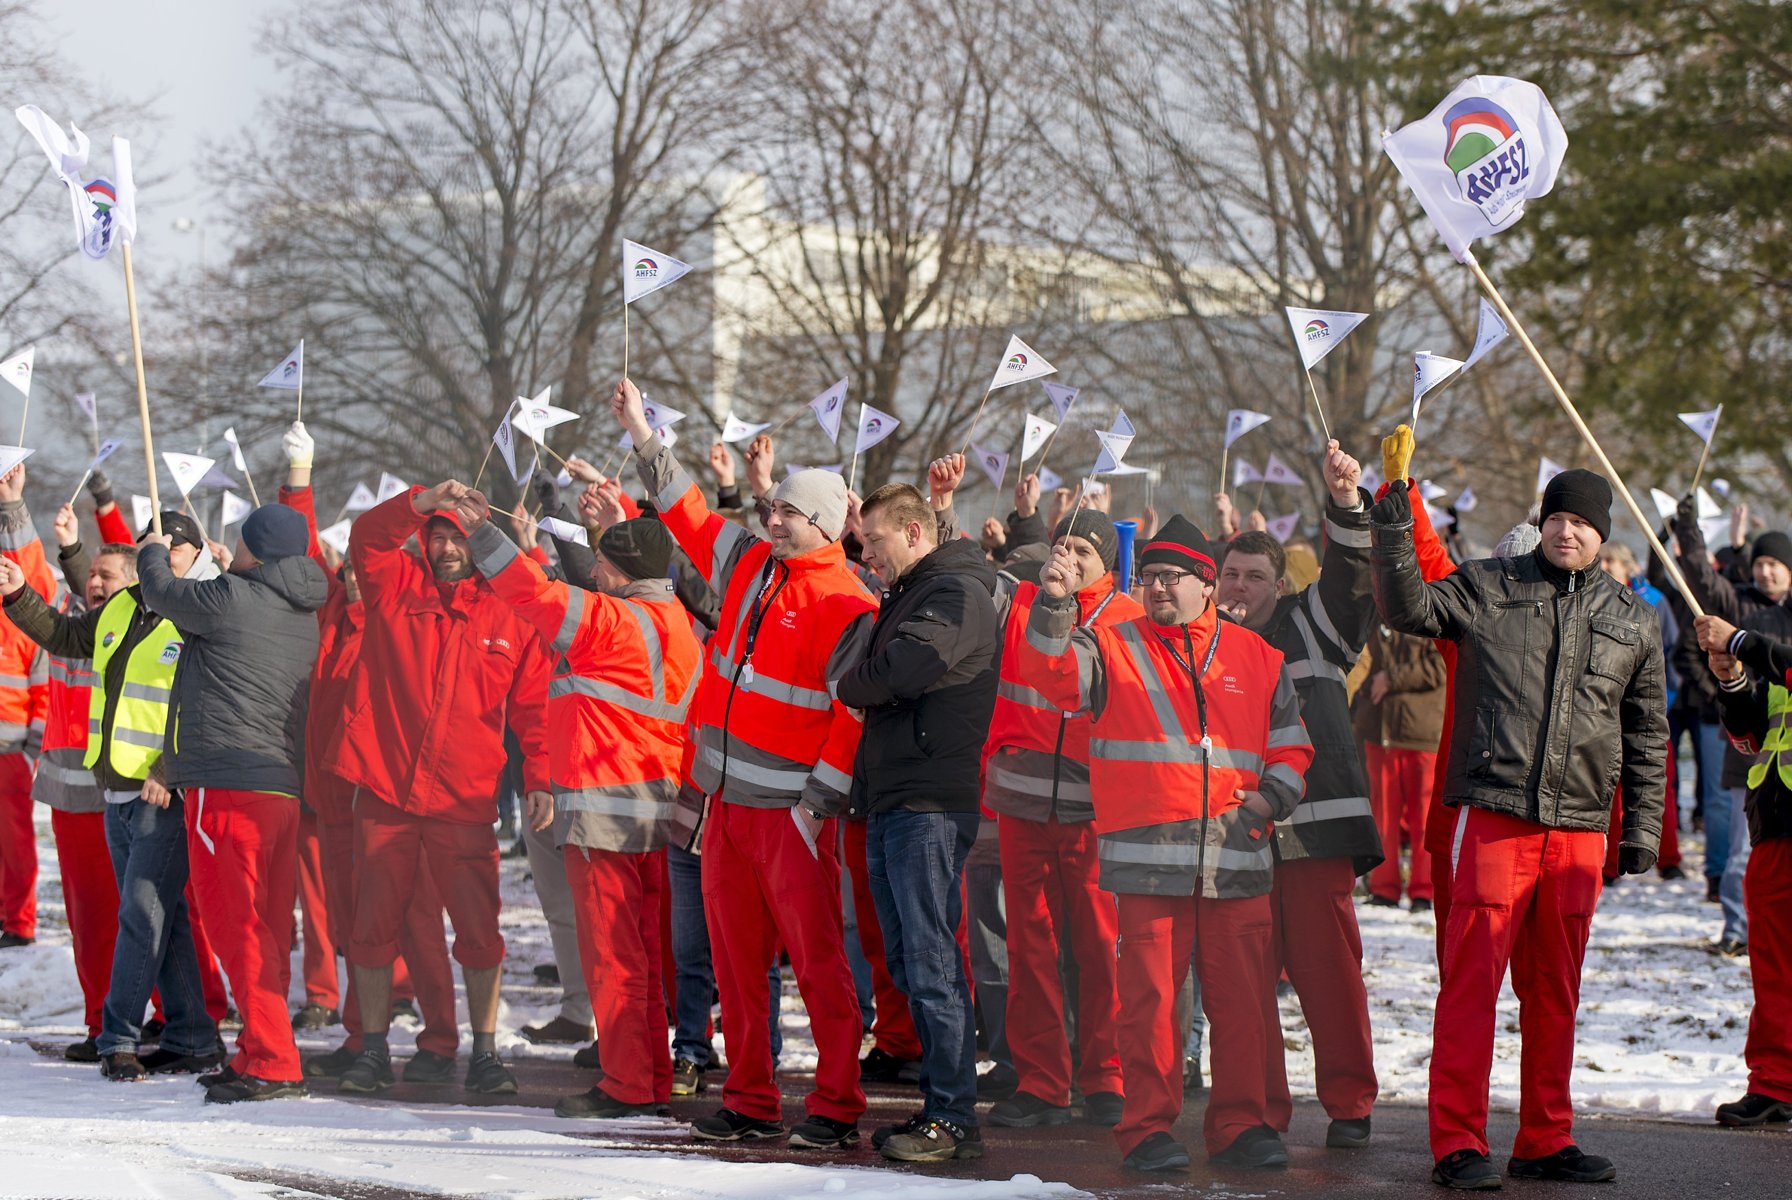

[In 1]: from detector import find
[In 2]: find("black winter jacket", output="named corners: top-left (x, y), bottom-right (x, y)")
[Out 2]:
top-left (137, 547), bottom-right (328, 795)
top-left (1371, 490), bottom-right (1668, 848)
top-left (1713, 622), bottom-right (1792, 845)
top-left (838, 537), bottom-right (1000, 816)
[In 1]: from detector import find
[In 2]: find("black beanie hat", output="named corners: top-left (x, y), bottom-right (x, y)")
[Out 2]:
top-left (1137, 514), bottom-right (1217, 583)
top-left (1540, 469), bottom-right (1612, 543)
top-left (242, 504), bottom-right (310, 562)
top-left (141, 512), bottom-right (204, 551)
top-left (1053, 510), bottom-right (1119, 571)
top-left (1753, 531), bottom-right (1792, 570)
top-left (598, 517), bottom-right (675, 582)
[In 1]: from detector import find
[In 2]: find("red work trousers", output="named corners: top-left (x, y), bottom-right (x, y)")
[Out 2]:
top-left (701, 800), bottom-right (865, 1124)
top-left (52, 808), bottom-right (118, 1036)
top-left (842, 817), bottom-right (922, 1060)
top-left (1744, 838), bottom-right (1792, 1102)
top-left (1113, 890), bottom-right (1274, 1157)
top-left (187, 788), bottom-right (303, 1082)
top-left (567, 845), bottom-right (672, 1105)
top-left (0, 753), bottom-right (37, 939)
top-left (1366, 744), bottom-right (1436, 902)
top-left (1264, 856), bottom-right (1378, 1126)
top-left (316, 810), bottom-right (455, 1056)
top-left (1430, 806), bottom-right (1605, 1161)
top-left (351, 794), bottom-right (504, 971)
top-left (999, 814), bottom-right (1122, 1104)
top-left (296, 807), bottom-right (339, 1009)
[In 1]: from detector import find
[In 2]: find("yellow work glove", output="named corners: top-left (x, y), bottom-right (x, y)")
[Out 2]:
top-left (1381, 424), bottom-right (1415, 487)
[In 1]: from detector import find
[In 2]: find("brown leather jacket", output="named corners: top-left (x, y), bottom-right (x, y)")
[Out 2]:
top-left (1352, 622), bottom-right (1446, 753)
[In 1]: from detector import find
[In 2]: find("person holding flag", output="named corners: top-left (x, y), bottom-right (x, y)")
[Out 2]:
top-left (0, 462), bottom-right (55, 950)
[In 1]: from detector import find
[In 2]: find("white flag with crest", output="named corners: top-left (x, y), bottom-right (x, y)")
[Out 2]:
top-left (1649, 488), bottom-right (1679, 523)
top-left (1455, 487), bottom-right (1478, 512)
top-left (0, 347), bottom-right (33, 398)
top-left (1285, 308), bottom-right (1369, 370)
top-left (988, 335), bottom-right (1056, 392)
top-left (1420, 479), bottom-right (1449, 502)
top-left (1537, 456), bottom-right (1565, 492)
top-left (512, 399), bottom-right (580, 441)
top-left (1040, 381), bottom-right (1078, 423)
top-left (971, 443), bottom-right (1010, 489)
top-left (1678, 407), bottom-right (1721, 446)
top-left (72, 392), bottom-right (97, 426)
top-left (87, 439), bottom-right (122, 472)
top-left (721, 413), bottom-right (771, 444)
top-left (1038, 466), bottom-right (1064, 492)
top-left (621, 239), bottom-right (692, 304)
top-left (1268, 512), bottom-right (1301, 544)
top-left (0, 446), bottom-right (33, 478)
top-left (344, 482), bottom-right (378, 513)
top-left (221, 426), bottom-right (249, 472)
top-left (258, 342), bottom-right (304, 390)
top-left (1412, 351), bottom-right (1465, 423)
top-left (1224, 409), bottom-right (1271, 449)
top-left (854, 405), bottom-right (900, 454)
top-left (1021, 414), bottom-right (1056, 461)
top-left (1092, 431), bottom-right (1133, 476)
top-left (1263, 453), bottom-right (1302, 485)
top-left (318, 519), bottom-right (353, 558)
top-left (376, 472), bottom-right (409, 503)
top-left (1462, 297), bottom-right (1511, 370)
top-left (220, 491), bottom-right (254, 528)
top-left (131, 495), bottom-right (153, 531)
top-left (492, 402), bottom-right (521, 483)
top-left (1712, 478), bottom-right (1732, 498)
top-left (162, 452), bottom-right (214, 497)
top-left (808, 378), bottom-right (848, 442)
top-left (1233, 459), bottom-right (1264, 487)
top-left (13, 107), bottom-right (135, 259)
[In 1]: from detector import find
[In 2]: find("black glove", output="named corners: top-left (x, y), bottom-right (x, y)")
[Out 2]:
top-left (531, 470), bottom-right (559, 514)
top-left (87, 469), bottom-right (114, 508)
top-left (1369, 478), bottom-right (1412, 528)
top-left (1618, 844), bottom-right (1657, 876)
top-left (1674, 493), bottom-right (1696, 537)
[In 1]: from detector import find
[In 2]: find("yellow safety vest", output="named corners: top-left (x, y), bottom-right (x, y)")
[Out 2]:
top-left (84, 590), bottom-right (182, 781)
top-left (1747, 682), bottom-right (1792, 792)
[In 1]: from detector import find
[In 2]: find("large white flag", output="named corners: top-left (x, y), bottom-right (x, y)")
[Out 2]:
top-left (1462, 297), bottom-right (1511, 370)
top-left (258, 342), bottom-right (304, 390)
top-left (1537, 455), bottom-right (1565, 493)
top-left (1678, 407), bottom-right (1721, 445)
top-left (220, 491), bottom-right (254, 529)
top-left (221, 426), bottom-right (249, 473)
top-left (1382, 75), bottom-right (1569, 264)
top-left (111, 136), bottom-right (137, 248)
top-left (808, 378), bottom-right (848, 442)
top-left (1020, 413), bottom-right (1056, 461)
top-left (971, 443), bottom-right (1010, 489)
top-left (621, 239), bottom-right (692, 304)
top-left (1263, 453), bottom-right (1303, 485)
top-left (376, 472), bottom-right (409, 504)
top-left (1233, 459), bottom-right (1264, 487)
top-left (1267, 512), bottom-right (1301, 544)
top-left (0, 347), bottom-right (33, 398)
top-left (721, 413), bottom-right (771, 444)
top-left (1040, 381), bottom-right (1078, 423)
top-left (1411, 351), bottom-right (1465, 423)
top-left (343, 482), bottom-right (378, 513)
top-left (13, 106), bottom-right (134, 259)
top-left (162, 452), bottom-right (214, 497)
top-left (854, 405), bottom-right (900, 454)
top-left (1286, 307), bottom-right (1369, 370)
top-left (987, 335), bottom-right (1056, 392)
top-left (1224, 409), bottom-right (1271, 449)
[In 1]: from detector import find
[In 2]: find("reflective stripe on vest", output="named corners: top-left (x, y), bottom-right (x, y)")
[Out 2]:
top-left (1747, 682), bottom-right (1792, 791)
top-left (83, 592), bottom-right (180, 780)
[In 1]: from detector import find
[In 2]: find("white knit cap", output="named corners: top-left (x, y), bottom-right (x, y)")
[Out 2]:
top-left (769, 470), bottom-right (849, 541)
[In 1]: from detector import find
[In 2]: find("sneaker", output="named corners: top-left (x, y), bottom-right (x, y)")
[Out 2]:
top-left (141, 1046), bottom-right (225, 1075)
top-left (64, 1037), bottom-right (100, 1063)
top-left (872, 1112), bottom-right (924, 1150)
top-left (879, 1117), bottom-right (982, 1163)
top-left (338, 1051), bottom-right (395, 1094)
top-left (1410, 898), bottom-right (1433, 914)
top-left (1210, 1124), bottom-right (1289, 1169)
top-left (988, 1091), bottom-right (1073, 1128)
top-left (1366, 895), bottom-right (1400, 908)
top-left (789, 1115), bottom-right (861, 1149)
top-left (1432, 1149), bottom-right (1503, 1189)
top-left (555, 1086), bottom-right (664, 1119)
top-left (1327, 1116), bottom-right (1372, 1149)
top-left (292, 1004), bottom-right (340, 1031)
top-left (102, 1051), bottom-right (146, 1082)
top-left (671, 1058), bottom-right (707, 1097)
top-left (573, 1040), bottom-right (602, 1070)
top-left (859, 1047), bottom-right (921, 1083)
top-left (403, 1049), bottom-right (456, 1084)
top-left (205, 1075), bottom-right (308, 1104)
top-left (0, 931), bottom-right (34, 948)
top-left (1506, 1145), bottom-right (1615, 1183)
top-left (1122, 1131), bottom-right (1191, 1172)
top-left (520, 1016), bottom-right (594, 1045)
top-left (304, 1044), bottom-right (360, 1079)
top-left (690, 1107), bottom-right (785, 1142)
top-left (1083, 1091), bottom-right (1123, 1127)
top-left (1659, 864), bottom-right (1687, 880)
top-left (198, 1065), bottom-right (241, 1090)
top-left (390, 999), bottom-right (421, 1024)
top-left (532, 963), bottom-right (560, 986)
top-left (1713, 937), bottom-right (1748, 958)
top-left (975, 1062), bottom-right (1018, 1100)
top-left (1716, 1092), bottom-right (1792, 1127)
top-left (465, 1050), bottom-right (517, 1094)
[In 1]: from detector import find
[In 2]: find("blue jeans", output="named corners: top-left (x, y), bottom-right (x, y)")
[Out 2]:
top-left (99, 796), bottom-right (218, 1058)
top-left (1698, 721), bottom-right (1733, 879)
top-left (867, 809), bottom-right (980, 1128)
top-left (666, 843), bottom-right (781, 1067)
top-left (1720, 787), bottom-right (1750, 944)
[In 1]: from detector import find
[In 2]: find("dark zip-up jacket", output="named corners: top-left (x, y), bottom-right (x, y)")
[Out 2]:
top-left (1714, 616), bottom-right (1792, 845)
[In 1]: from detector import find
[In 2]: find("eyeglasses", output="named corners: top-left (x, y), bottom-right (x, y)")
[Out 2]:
top-left (1139, 569), bottom-right (1196, 589)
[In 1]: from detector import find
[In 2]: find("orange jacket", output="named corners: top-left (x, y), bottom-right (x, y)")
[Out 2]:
top-left (472, 521), bottom-right (701, 852)
top-left (1020, 597), bottom-right (1312, 898)
top-left (0, 500), bottom-right (57, 756)
top-left (633, 434), bottom-right (875, 816)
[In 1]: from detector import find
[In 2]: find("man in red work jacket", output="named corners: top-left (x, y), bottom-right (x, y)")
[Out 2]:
top-left (329, 482), bottom-right (551, 1097)
top-left (0, 462), bottom-right (53, 948)
top-left (614, 378), bottom-right (875, 1149)
top-left (1019, 515), bottom-right (1313, 1173)
top-left (467, 500), bottom-right (701, 1119)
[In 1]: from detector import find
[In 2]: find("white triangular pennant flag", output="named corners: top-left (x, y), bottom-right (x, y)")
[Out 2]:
top-left (1021, 413), bottom-right (1056, 461)
top-left (1285, 307), bottom-right (1369, 370)
top-left (0, 446), bottom-right (33, 477)
top-left (1038, 466), bottom-right (1064, 492)
top-left (1224, 409), bottom-right (1271, 449)
top-left (1092, 430), bottom-right (1133, 475)
top-left (1461, 297), bottom-right (1510, 371)
top-left (1455, 487), bottom-right (1478, 512)
top-left (219, 491), bottom-right (254, 528)
top-left (0, 347), bottom-right (34, 398)
top-left (1412, 351), bottom-right (1465, 423)
top-left (1268, 512), bottom-right (1300, 543)
top-left (621, 239), bottom-right (692, 304)
top-left (376, 472), bottom-right (408, 504)
top-left (1108, 409), bottom-right (1136, 440)
top-left (1432, 507), bottom-right (1458, 529)
top-left (1041, 381), bottom-right (1078, 423)
top-left (971, 443), bottom-right (1010, 489)
top-left (72, 392), bottom-right (97, 424)
top-left (1233, 459), bottom-right (1264, 486)
top-left (13, 106), bottom-right (135, 259)
top-left (317, 519), bottom-right (353, 558)
top-left (1649, 488), bottom-right (1679, 522)
top-left (1359, 463), bottom-right (1384, 494)
top-left (200, 465), bottom-right (238, 490)
top-left (1263, 453), bottom-right (1302, 485)
top-left (636, 395), bottom-right (686, 433)
top-left (492, 402), bottom-right (521, 483)
top-left (1711, 478), bottom-right (1733, 499)
top-left (1678, 407), bottom-right (1721, 446)
top-left (808, 378), bottom-right (848, 443)
top-left (555, 468), bottom-right (573, 488)
top-left (162, 452), bottom-right (214, 497)
top-left (131, 494), bottom-right (153, 531)
top-left (110, 135), bottom-right (136, 248)
top-left (258, 341), bottom-right (304, 390)
top-left (721, 413), bottom-right (771, 444)
top-left (87, 438), bottom-right (122, 472)
top-left (1697, 487), bottom-right (1722, 521)
top-left (221, 427), bottom-right (248, 472)
top-left (343, 482), bottom-right (378, 513)
top-left (1420, 479), bottom-right (1449, 502)
top-left (854, 404), bottom-right (900, 454)
top-left (540, 516), bottom-right (590, 547)
top-left (988, 335), bottom-right (1056, 392)
top-left (1537, 456), bottom-right (1565, 493)
top-left (1102, 462), bottom-right (1151, 477)
top-left (512, 399), bottom-right (580, 441)
top-left (617, 422), bottom-right (683, 450)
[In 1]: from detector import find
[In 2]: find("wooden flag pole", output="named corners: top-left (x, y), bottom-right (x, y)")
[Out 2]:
top-left (66, 470), bottom-right (94, 511)
top-left (1030, 395), bottom-right (1078, 487)
top-left (957, 386), bottom-right (995, 457)
top-left (1302, 368), bottom-right (1333, 444)
top-left (623, 304), bottom-right (631, 381)
top-left (121, 244), bottom-right (163, 534)
top-left (1463, 249), bottom-right (1703, 617)
top-left (241, 462), bottom-right (262, 509)
top-left (1689, 404), bottom-right (1723, 494)
top-left (296, 376), bottom-right (304, 423)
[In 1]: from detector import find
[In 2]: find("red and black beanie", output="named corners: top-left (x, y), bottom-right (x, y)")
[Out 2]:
top-left (1138, 514), bottom-right (1217, 583)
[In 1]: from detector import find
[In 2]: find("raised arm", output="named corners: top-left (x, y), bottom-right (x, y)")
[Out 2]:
top-left (136, 543), bottom-right (233, 636)
top-left (1369, 483), bottom-right (1480, 642)
top-left (350, 485), bottom-right (448, 603)
top-left (0, 564), bottom-right (107, 659)
top-left (1302, 440), bottom-right (1372, 664)
top-left (1017, 543), bottom-right (1108, 717)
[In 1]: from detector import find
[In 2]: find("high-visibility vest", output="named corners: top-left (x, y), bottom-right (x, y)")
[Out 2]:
top-left (1748, 682), bottom-right (1792, 791)
top-left (83, 591), bottom-right (182, 781)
